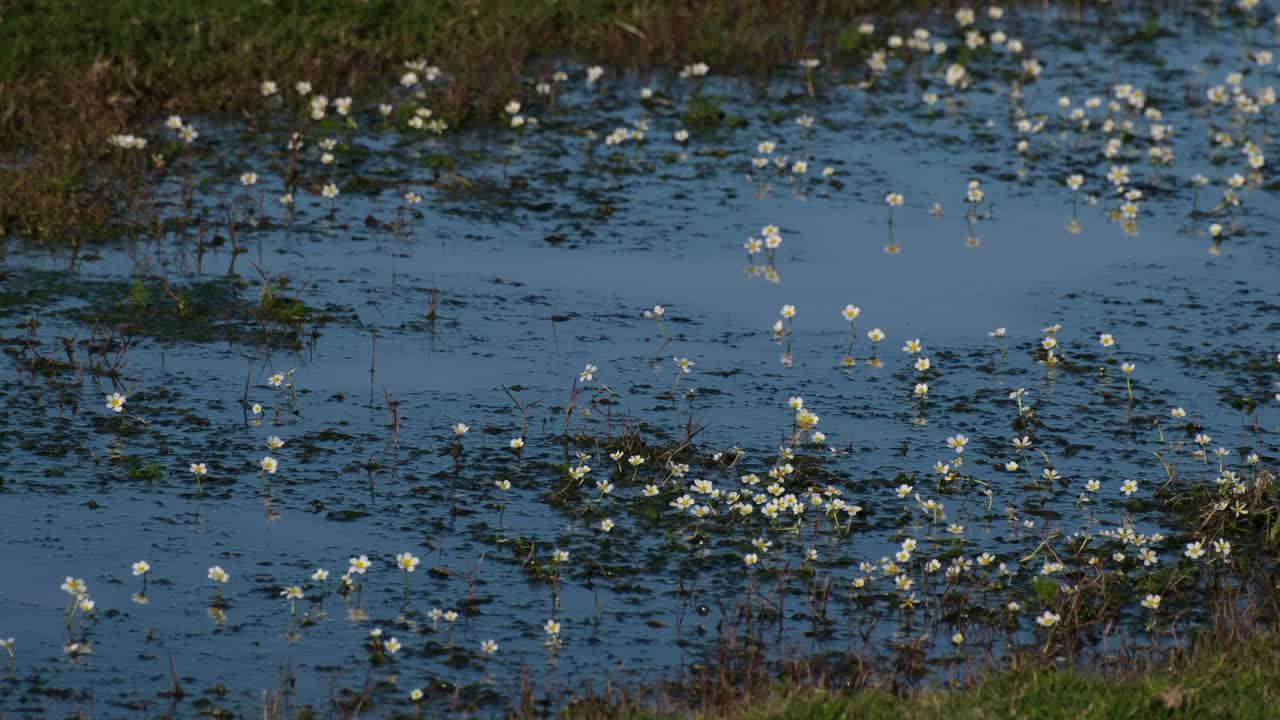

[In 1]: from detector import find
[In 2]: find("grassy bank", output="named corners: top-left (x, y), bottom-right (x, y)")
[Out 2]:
top-left (0, 0), bottom-right (967, 240)
top-left (567, 630), bottom-right (1280, 719)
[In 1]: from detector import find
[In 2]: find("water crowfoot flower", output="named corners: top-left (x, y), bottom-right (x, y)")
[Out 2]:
top-left (60, 577), bottom-right (87, 618)
top-left (551, 549), bottom-right (569, 583)
top-left (867, 328), bottom-right (885, 357)
top-left (348, 555), bottom-right (372, 577)
top-left (988, 327), bottom-right (1008, 355)
top-left (282, 585), bottom-right (304, 621)
top-left (307, 568), bottom-right (330, 607)
top-left (1099, 332), bottom-right (1115, 357)
top-left (208, 565), bottom-right (229, 601)
top-left (321, 182), bottom-right (339, 207)
top-left (642, 305), bottom-right (670, 338)
top-left (105, 392), bottom-right (127, 413)
top-left (544, 618), bottom-right (562, 646)
top-left (395, 552), bottom-right (419, 594)
top-left (189, 462), bottom-right (208, 492)
top-left (1064, 174), bottom-right (1085, 212)
top-left (451, 422), bottom-right (469, 458)
top-left (396, 552), bottom-right (420, 573)
top-left (132, 560), bottom-right (151, 592)
top-left (76, 595), bottom-right (96, 624)
top-left (1120, 362), bottom-right (1136, 401)
top-left (1184, 541), bottom-right (1206, 560)
top-left (671, 356), bottom-right (695, 391)
top-left (885, 192), bottom-right (904, 224)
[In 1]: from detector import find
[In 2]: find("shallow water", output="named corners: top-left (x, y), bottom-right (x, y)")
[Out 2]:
top-left (3, 3), bottom-right (1280, 717)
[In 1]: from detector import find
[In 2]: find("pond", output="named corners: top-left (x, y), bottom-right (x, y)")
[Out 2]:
top-left (2, 2), bottom-right (1280, 717)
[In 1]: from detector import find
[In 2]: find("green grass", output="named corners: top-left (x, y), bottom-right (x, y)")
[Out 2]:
top-left (571, 631), bottom-right (1280, 719)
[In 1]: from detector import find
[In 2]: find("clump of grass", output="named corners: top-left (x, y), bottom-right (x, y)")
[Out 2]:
top-left (568, 627), bottom-right (1280, 719)
top-left (682, 96), bottom-right (738, 129)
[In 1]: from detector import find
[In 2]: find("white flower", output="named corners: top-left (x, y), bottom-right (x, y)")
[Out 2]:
top-left (395, 552), bottom-right (420, 573)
